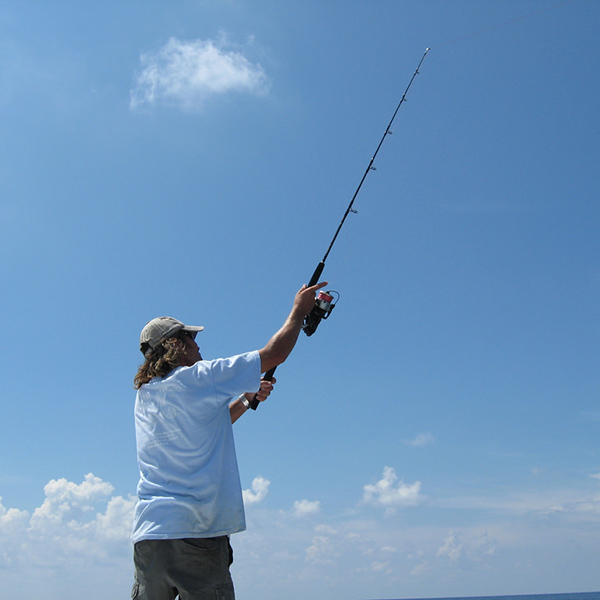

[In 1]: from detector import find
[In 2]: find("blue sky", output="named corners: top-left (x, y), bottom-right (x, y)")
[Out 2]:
top-left (1, 1), bottom-right (599, 599)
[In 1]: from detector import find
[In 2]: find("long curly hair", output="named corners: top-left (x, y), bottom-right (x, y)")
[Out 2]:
top-left (134, 333), bottom-right (187, 389)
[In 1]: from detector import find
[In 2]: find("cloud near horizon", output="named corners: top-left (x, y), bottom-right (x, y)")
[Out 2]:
top-left (0, 473), bottom-right (135, 572)
top-left (130, 35), bottom-right (271, 111)
top-left (2, 470), bottom-right (600, 599)
top-left (293, 498), bottom-right (321, 518)
top-left (362, 466), bottom-right (425, 515)
top-left (242, 476), bottom-right (270, 505)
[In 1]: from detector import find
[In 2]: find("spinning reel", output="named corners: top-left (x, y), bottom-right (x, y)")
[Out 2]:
top-left (303, 290), bottom-right (339, 337)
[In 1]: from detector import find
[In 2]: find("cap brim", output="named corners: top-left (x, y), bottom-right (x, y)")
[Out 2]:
top-left (182, 325), bottom-right (204, 333)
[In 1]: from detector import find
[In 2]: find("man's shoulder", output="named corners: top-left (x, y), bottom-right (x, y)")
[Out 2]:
top-left (200, 350), bottom-right (260, 368)
top-left (173, 350), bottom-right (260, 378)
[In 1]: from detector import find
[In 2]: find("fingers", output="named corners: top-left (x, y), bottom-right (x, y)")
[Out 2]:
top-left (260, 380), bottom-right (274, 393)
top-left (311, 280), bottom-right (328, 291)
top-left (255, 377), bottom-right (276, 403)
top-left (300, 281), bottom-right (328, 294)
top-left (296, 281), bottom-right (329, 315)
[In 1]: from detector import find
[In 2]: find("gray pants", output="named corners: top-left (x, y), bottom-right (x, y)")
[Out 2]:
top-left (132, 537), bottom-right (235, 600)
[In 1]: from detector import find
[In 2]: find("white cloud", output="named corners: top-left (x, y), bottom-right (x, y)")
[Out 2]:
top-left (410, 560), bottom-right (433, 576)
top-left (2, 472), bottom-right (600, 600)
top-left (362, 466), bottom-right (425, 515)
top-left (305, 525), bottom-right (339, 565)
top-left (405, 432), bottom-right (436, 447)
top-left (436, 530), bottom-right (497, 566)
top-left (130, 35), bottom-right (271, 111)
top-left (436, 532), bottom-right (462, 561)
top-left (0, 473), bottom-right (135, 572)
top-left (243, 476), bottom-right (270, 505)
top-left (371, 559), bottom-right (391, 573)
top-left (437, 487), bottom-right (600, 517)
top-left (30, 473), bottom-right (115, 529)
top-left (0, 473), bottom-right (136, 600)
top-left (96, 494), bottom-right (139, 541)
top-left (293, 499), bottom-right (321, 518)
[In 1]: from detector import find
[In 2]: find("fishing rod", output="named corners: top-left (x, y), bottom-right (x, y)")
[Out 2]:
top-left (250, 47), bottom-right (430, 410)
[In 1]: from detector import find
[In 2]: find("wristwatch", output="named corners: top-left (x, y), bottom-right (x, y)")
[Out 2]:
top-left (239, 394), bottom-right (252, 410)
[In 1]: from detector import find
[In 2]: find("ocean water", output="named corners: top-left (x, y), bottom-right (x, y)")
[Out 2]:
top-left (375, 593), bottom-right (600, 600)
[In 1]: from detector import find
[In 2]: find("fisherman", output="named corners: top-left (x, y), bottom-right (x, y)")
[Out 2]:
top-left (130, 281), bottom-right (327, 600)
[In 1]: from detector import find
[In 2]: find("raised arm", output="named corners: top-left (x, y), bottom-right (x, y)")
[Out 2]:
top-left (258, 281), bottom-right (328, 374)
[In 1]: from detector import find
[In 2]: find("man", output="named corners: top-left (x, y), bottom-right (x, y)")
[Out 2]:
top-left (131, 281), bottom-right (327, 600)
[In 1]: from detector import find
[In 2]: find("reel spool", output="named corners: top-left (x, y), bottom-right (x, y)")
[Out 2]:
top-left (303, 290), bottom-right (339, 337)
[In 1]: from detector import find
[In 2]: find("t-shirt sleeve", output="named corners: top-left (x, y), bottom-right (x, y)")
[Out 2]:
top-left (201, 350), bottom-right (262, 402)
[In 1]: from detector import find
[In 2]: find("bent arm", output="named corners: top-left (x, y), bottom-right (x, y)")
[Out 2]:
top-left (229, 379), bottom-right (276, 423)
top-left (258, 281), bottom-right (327, 374)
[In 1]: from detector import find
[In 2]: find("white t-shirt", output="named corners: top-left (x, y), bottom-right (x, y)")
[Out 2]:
top-left (131, 351), bottom-right (261, 544)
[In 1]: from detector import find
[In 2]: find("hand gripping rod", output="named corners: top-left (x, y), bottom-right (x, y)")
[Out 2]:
top-left (250, 48), bottom-right (430, 410)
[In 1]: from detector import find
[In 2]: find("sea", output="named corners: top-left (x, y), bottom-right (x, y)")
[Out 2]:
top-left (372, 593), bottom-right (600, 600)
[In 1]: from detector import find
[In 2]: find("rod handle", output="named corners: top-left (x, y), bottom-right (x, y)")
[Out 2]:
top-left (308, 261), bottom-right (325, 287)
top-left (249, 367), bottom-right (276, 410)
